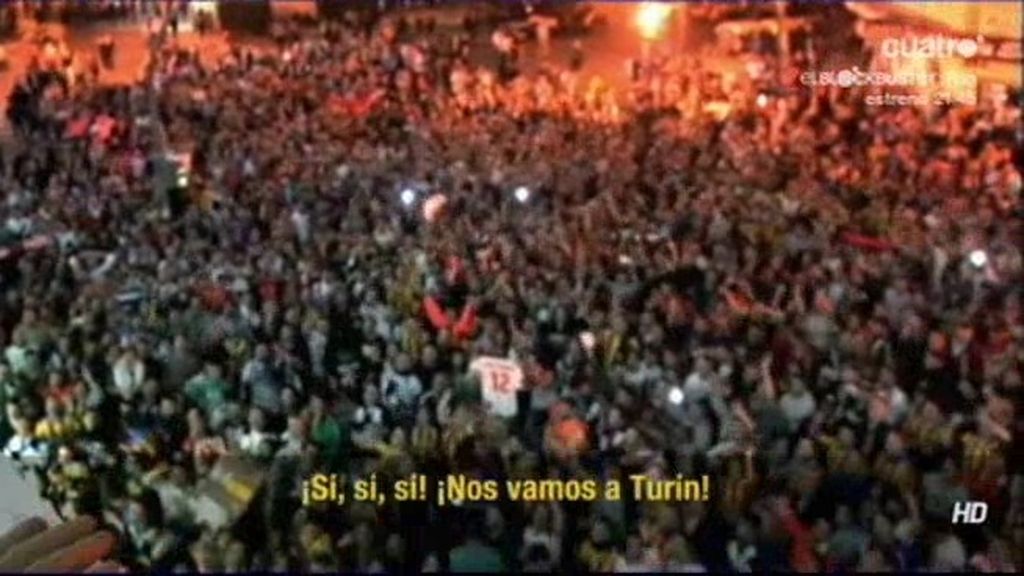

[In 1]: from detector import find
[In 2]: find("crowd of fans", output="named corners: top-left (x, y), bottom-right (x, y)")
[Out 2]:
top-left (0, 7), bottom-right (1021, 573)
top-left (16, 0), bottom-right (164, 25)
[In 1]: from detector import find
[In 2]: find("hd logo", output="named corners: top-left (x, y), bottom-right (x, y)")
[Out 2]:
top-left (951, 501), bottom-right (988, 525)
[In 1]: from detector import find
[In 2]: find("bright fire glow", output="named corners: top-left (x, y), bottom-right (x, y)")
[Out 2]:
top-left (636, 3), bottom-right (674, 41)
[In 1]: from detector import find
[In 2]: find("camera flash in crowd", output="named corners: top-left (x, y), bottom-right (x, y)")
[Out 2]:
top-left (400, 188), bottom-right (417, 207)
top-left (579, 331), bottom-right (596, 352)
top-left (756, 93), bottom-right (768, 108)
top-left (969, 249), bottom-right (988, 268)
top-left (668, 386), bottom-right (685, 405)
top-left (514, 186), bottom-right (531, 203)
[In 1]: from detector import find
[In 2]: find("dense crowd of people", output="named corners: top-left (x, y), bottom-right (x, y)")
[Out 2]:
top-left (0, 7), bottom-right (1021, 573)
top-left (15, 0), bottom-right (166, 25)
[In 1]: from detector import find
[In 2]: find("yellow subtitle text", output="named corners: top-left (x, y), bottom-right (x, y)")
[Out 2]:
top-left (302, 473), bottom-right (711, 507)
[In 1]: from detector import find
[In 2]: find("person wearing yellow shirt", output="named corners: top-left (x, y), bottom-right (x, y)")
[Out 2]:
top-left (961, 432), bottom-right (999, 478)
top-left (367, 427), bottom-right (413, 478)
top-left (818, 431), bottom-right (844, 469)
top-left (442, 405), bottom-right (476, 463)
top-left (45, 445), bottom-right (92, 516)
top-left (904, 401), bottom-right (954, 467)
top-left (722, 449), bottom-right (759, 522)
top-left (873, 432), bottom-right (917, 495)
top-left (389, 265), bottom-right (422, 316)
top-left (62, 410), bottom-right (88, 437)
top-left (33, 418), bottom-right (66, 443)
top-left (577, 517), bottom-right (621, 573)
top-left (35, 397), bottom-right (79, 443)
top-left (958, 420), bottom-right (1007, 505)
top-left (400, 319), bottom-right (427, 360)
top-left (410, 408), bottom-right (438, 465)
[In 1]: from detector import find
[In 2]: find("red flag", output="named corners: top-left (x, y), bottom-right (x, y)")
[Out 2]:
top-left (92, 115), bottom-right (117, 143)
top-left (65, 117), bottom-right (91, 139)
top-left (841, 231), bottom-right (898, 252)
top-left (327, 90), bottom-right (385, 118)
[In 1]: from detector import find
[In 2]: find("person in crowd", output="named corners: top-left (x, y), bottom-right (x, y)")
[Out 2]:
top-left (0, 6), bottom-right (1020, 573)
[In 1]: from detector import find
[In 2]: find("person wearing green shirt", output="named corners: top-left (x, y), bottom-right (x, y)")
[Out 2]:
top-left (449, 524), bottom-right (506, 573)
top-left (454, 374), bottom-right (482, 408)
top-left (185, 363), bottom-right (229, 415)
top-left (309, 395), bottom-right (350, 473)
